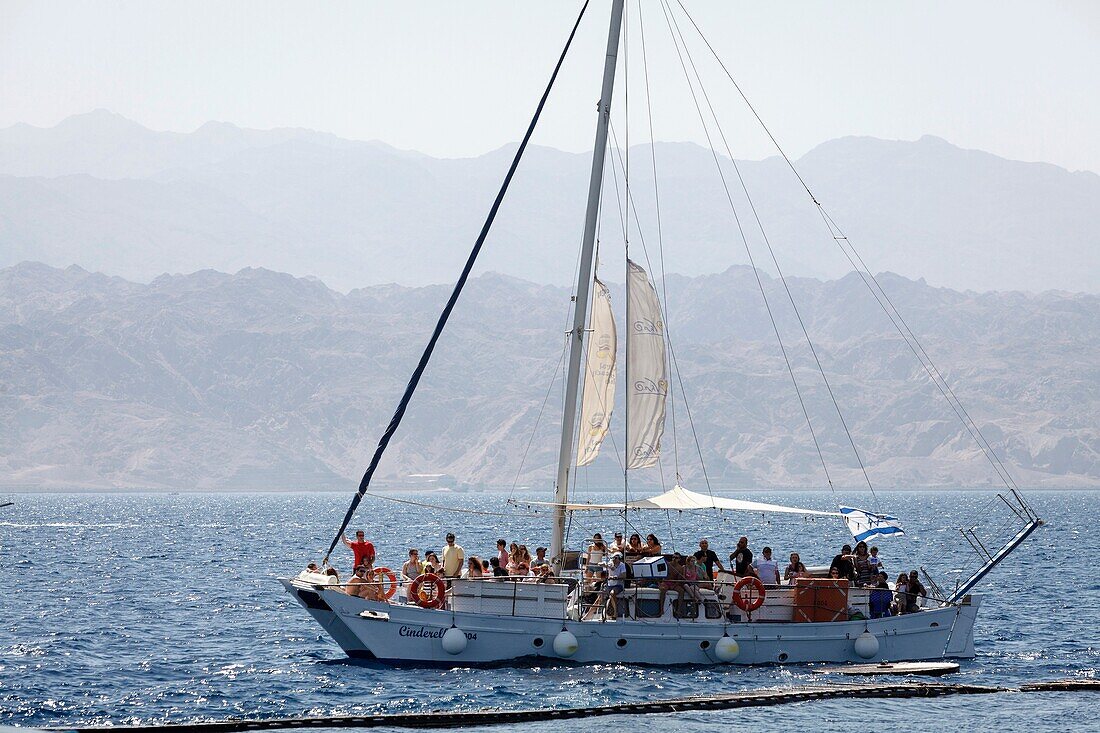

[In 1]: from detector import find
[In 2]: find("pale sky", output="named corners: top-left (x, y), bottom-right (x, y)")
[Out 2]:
top-left (1, 0), bottom-right (1097, 172)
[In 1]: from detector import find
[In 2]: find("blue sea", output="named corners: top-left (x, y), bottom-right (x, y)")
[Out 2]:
top-left (1, 490), bottom-right (1096, 732)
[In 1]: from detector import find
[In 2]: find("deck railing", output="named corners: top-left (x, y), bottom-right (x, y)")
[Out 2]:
top-left (296, 572), bottom-right (940, 620)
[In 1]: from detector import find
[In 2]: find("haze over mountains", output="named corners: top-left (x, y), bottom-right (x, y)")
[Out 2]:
top-left (1, 112), bottom-right (1096, 490)
top-left (1, 111), bottom-right (1097, 293)
top-left (2, 262), bottom-right (1096, 490)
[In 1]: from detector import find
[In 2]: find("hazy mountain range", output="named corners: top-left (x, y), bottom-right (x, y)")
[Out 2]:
top-left (1, 110), bottom-right (1097, 293)
top-left (2, 262), bottom-right (1096, 490)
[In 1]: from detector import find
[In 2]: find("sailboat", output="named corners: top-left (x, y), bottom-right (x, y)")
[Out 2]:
top-left (281, 0), bottom-right (1041, 666)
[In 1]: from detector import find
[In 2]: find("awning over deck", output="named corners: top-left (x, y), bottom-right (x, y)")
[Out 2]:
top-left (527, 485), bottom-right (840, 517)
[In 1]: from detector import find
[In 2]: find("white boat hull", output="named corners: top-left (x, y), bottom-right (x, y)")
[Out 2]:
top-left (281, 579), bottom-right (979, 666)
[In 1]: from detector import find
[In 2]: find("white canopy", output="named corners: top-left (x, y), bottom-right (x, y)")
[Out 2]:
top-left (526, 485), bottom-right (839, 517)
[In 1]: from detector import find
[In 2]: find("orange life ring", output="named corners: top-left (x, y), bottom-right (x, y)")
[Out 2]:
top-left (410, 572), bottom-right (446, 610)
top-left (733, 576), bottom-right (766, 612)
top-left (374, 566), bottom-right (398, 600)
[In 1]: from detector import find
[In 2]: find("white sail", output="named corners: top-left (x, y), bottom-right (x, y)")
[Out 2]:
top-left (576, 278), bottom-right (617, 466)
top-left (626, 259), bottom-right (667, 469)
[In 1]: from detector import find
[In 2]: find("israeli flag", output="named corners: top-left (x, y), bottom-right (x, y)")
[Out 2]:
top-left (840, 506), bottom-right (905, 543)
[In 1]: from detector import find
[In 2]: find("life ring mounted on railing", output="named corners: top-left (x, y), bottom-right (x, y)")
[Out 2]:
top-left (733, 576), bottom-right (766, 612)
top-left (410, 572), bottom-right (447, 610)
top-left (373, 566), bottom-right (398, 600)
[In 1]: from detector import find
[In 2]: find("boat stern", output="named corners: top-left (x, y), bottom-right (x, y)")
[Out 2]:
top-left (943, 594), bottom-right (982, 658)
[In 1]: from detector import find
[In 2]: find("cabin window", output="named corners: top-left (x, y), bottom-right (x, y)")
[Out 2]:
top-left (674, 599), bottom-right (698, 619)
top-left (635, 598), bottom-right (662, 618)
top-left (704, 600), bottom-right (723, 619)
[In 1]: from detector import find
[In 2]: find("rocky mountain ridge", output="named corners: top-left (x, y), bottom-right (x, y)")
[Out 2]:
top-left (2, 262), bottom-right (1095, 490)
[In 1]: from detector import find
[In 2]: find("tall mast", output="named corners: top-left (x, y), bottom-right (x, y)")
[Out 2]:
top-left (550, 0), bottom-right (626, 568)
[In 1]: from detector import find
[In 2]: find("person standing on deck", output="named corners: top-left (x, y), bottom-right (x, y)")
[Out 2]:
top-left (830, 544), bottom-right (856, 582)
top-left (906, 570), bottom-right (927, 612)
top-left (400, 549), bottom-right (421, 602)
top-left (441, 533), bottom-right (465, 579)
top-left (893, 572), bottom-right (911, 615)
top-left (693, 539), bottom-right (724, 581)
top-left (869, 546), bottom-right (884, 574)
top-left (342, 530), bottom-right (375, 570)
top-left (784, 553), bottom-right (808, 583)
top-left (753, 546), bottom-right (781, 586)
top-left (730, 537), bottom-right (755, 578)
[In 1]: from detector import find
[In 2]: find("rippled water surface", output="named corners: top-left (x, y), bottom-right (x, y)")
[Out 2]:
top-left (1, 490), bottom-right (1096, 731)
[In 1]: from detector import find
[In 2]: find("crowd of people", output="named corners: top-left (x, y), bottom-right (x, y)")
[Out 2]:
top-left (302, 531), bottom-right (562, 603)
top-left (303, 530), bottom-right (929, 616)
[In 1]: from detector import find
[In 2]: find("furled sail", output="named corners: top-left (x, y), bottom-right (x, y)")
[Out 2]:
top-left (626, 259), bottom-right (667, 469)
top-left (576, 278), bottom-right (617, 466)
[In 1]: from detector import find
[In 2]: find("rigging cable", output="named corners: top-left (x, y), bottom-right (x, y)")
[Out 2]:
top-left (638, 0), bottom-right (681, 481)
top-left (674, 0), bottom-right (1029, 509)
top-left (321, 0), bottom-right (593, 563)
top-left (507, 342), bottom-right (569, 503)
top-left (820, 208), bottom-right (1023, 497)
top-left (657, 0), bottom-right (839, 496)
top-left (663, 0), bottom-right (877, 504)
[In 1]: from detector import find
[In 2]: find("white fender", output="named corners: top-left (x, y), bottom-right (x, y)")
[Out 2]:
top-left (553, 629), bottom-right (579, 658)
top-left (441, 626), bottom-right (468, 655)
top-left (714, 636), bottom-right (740, 662)
top-left (854, 630), bottom-right (879, 659)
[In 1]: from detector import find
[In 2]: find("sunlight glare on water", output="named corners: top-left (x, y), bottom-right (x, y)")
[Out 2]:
top-left (0, 490), bottom-right (1095, 731)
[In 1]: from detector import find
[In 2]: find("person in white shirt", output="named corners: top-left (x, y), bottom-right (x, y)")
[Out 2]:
top-left (869, 545), bottom-right (884, 573)
top-left (752, 546), bottom-right (781, 586)
top-left (584, 552), bottom-right (627, 620)
top-left (603, 552), bottom-right (627, 619)
top-left (584, 534), bottom-right (607, 567)
top-left (530, 546), bottom-right (550, 570)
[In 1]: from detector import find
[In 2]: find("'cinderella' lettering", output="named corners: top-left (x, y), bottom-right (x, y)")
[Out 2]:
top-left (398, 625), bottom-right (477, 641)
top-left (398, 625), bottom-right (445, 639)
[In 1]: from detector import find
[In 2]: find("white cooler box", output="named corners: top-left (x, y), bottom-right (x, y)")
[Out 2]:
top-left (631, 556), bottom-right (668, 579)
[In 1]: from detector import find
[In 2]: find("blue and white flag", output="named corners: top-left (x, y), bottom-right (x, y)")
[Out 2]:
top-left (840, 506), bottom-right (905, 543)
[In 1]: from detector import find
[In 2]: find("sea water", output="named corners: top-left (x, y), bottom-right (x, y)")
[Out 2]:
top-left (1, 490), bottom-right (1096, 732)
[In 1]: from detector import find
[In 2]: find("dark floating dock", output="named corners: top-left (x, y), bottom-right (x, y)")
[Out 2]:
top-left (54, 678), bottom-right (1099, 732)
top-left (1019, 679), bottom-right (1100, 692)
top-left (57, 682), bottom-right (1003, 732)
